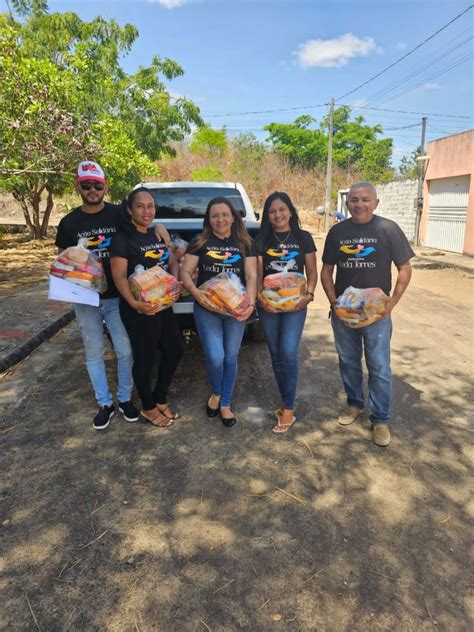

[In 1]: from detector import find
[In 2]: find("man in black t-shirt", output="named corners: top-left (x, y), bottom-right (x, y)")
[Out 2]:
top-left (321, 182), bottom-right (415, 447)
top-left (55, 161), bottom-right (169, 431)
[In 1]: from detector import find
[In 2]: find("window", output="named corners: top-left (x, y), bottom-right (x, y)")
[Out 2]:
top-left (151, 187), bottom-right (246, 219)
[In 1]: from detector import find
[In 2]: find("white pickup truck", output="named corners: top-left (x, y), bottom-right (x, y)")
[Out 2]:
top-left (138, 181), bottom-right (264, 340)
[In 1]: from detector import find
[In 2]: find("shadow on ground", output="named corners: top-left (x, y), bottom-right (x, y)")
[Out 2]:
top-left (0, 296), bottom-right (472, 631)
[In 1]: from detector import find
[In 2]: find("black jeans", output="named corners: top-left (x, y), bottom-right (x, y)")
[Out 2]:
top-left (119, 301), bottom-right (184, 410)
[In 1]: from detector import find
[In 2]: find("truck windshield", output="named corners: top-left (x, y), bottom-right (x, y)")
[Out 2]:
top-left (151, 187), bottom-right (246, 219)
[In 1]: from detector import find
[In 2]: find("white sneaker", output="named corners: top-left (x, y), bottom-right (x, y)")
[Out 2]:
top-left (337, 406), bottom-right (364, 426)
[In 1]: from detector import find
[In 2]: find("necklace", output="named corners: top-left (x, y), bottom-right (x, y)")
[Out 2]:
top-left (273, 230), bottom-right (291, 245)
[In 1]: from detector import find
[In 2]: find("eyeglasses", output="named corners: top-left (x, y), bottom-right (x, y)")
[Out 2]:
top-left (79, 182), bottom-right (105, 191)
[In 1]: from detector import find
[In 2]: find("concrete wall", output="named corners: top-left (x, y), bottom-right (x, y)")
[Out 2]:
top-left (338, 180), bottom-right (418, 241)
top-left (419, 130), bottom-right (474, 256)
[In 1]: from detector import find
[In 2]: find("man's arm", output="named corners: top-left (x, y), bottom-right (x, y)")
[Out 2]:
top-left (321, 263), bottom-right (337, 307)
top-left (381, 260), bottom-right (412, 318)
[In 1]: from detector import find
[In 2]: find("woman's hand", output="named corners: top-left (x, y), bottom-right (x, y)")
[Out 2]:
top-left (193, 289), bottom-right (218, 312)
top-left (257, 294), bottom-right (279, 313)
top-left (132, 299), bottom-right (162, 316)
top-left (237, 303), bottom-right (255, 321)
top-left (293, 293), bottom-right (313, 311)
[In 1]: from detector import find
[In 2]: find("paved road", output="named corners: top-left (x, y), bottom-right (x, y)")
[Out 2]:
top-left (1, 266), bottom-right (473, 631)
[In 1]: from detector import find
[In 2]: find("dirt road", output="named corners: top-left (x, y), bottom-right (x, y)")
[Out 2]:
top-left (1, 265), bottom-right (473, 631)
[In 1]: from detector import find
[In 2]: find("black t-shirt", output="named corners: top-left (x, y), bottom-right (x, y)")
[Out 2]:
top-left (110, 228), bottom-right (171, 278)
top-left (257, 229), bottom-right (317, 278)
top-left (187, 234), bottom-right (257, 287)
top-left (55, 202), bottom-right (126, 299)
top-left (322, 214), bottom-right (415, 296)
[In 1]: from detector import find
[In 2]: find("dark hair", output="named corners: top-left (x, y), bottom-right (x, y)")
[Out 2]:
top-left (259, 191), bottom-right (302, 246)
top-left (120, 187), bottom-right (155, 233)
top-left (191, 196), bottom-right (253, 254)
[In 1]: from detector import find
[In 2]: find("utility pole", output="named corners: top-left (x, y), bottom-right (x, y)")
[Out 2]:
top-left (415, 116), bottom-right (427, 246)
top-left (324, 97), bottom-right (334, 229)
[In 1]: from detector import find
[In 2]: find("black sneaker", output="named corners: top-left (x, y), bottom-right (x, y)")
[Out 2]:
top-left (93, 405), bottom-right (114, 430)
top-left (119, 401), bottom-right (140, 422)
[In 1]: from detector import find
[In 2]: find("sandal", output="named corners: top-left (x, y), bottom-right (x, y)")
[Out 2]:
top-left (273, 407), bottom-right (284, 421)
top-left (272, 416), bottom-right (296, 434)
top-left (156, 403), bottom-right (181, 420)
top-left (140, 407), bottom-right (174, 427)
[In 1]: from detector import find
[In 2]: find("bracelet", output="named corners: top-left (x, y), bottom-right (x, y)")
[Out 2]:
top-left (306, 292), bottom-right (315, 300)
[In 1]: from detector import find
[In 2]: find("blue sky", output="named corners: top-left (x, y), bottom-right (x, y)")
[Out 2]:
top-left (2, 0), bottom-right (473, 165)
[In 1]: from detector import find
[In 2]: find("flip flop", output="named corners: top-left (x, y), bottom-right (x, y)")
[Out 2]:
top-left (272, 416), bottom-right (296, 434)
top-left (156, 404), bottom-right (181, 420)
top-left (140, 407), bottom-right (174, 427)
top-left (273, 407), bottom-right (284, 421)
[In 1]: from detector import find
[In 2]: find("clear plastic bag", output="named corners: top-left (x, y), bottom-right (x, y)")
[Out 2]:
top-left (50, 238), bottom-right (107, 293)
top-left (170, 234), bottom-right (188, 261)
top-left (199, 271), bottom-right (250, 320)
top-left (260, 269), bottom-right (307, 312)
top-left (129, 264), bottom-right (181, 312)
top-left (335, 286), bottom-right (387, 328)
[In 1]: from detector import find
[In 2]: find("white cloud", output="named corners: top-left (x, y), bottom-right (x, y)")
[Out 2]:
top-left (149, 0), bottom-right (188, 9)
top-left (296, 33), bottom-right (377, 68)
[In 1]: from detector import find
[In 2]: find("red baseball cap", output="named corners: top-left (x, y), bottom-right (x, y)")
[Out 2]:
top-left (76, 161), bottom-right (106, 183)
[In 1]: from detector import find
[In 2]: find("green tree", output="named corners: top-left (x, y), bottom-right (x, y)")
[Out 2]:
top-left (0, 3), bottom-right (201, 238)
top-left (264, 115), bottom-right (327, 169)
top-left (190, 126), bottom-right (227, 157)
top-left (321, 106), bottom-right (393, 181)
top-left (399, 146), bottom-right (423, 179)
top-left (265, 107), bottom-right (394, 182)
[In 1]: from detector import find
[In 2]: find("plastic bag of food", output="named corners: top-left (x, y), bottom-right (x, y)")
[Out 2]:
top-left (199, 271), bottom-right (250, 319)
top-left (129, 264), bottom-right (180, 312)
top-left (50, 238), bottom-right (107, 293)
top-left (334, 286), bottom-right (387, 328)
top-left (170, 234), bottom-right (188, 261)
top-left (260, 270), bottom-right (307, 312)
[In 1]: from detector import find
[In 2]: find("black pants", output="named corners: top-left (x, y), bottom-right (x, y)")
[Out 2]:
top-left (119, 301), bottom-right (184, 410)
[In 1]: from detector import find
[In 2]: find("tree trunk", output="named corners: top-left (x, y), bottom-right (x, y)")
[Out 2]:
top-left (40, 186), bottom-right (55, 239)
top-left (31, 189), bottom-right (43, 239)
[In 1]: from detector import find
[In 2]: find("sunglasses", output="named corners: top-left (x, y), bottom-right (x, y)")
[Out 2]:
top-left (79, 181), bottom-right (105, 191)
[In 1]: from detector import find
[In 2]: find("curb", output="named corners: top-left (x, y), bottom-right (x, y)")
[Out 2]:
top-left (0, 309), bottom-right (75, 374)
top-left (414, 255), bottom-right (474, 274)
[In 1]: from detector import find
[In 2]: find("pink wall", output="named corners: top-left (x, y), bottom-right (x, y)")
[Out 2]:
top-left (419, 130), bottom-right (474, 256)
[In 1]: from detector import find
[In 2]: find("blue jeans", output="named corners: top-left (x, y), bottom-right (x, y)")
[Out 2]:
top-left (194, 303), bottom-right (246, 407)
top-left (259, 308), bottom-right (307, 409)
top-left (75, 298), bottom-right (134, 406)
top-left (331, 314), bottom-right (392, 424)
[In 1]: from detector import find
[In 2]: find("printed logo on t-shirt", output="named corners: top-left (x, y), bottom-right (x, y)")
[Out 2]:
top-left (339, 238), bottom-right (377, 269)
top-left (207, 249), bottom-right (241, 264)
top-left (143, 247), bottom-right (170, 263)
top-left (87, 234), bottom-right (112, 249)
top-left (265, 244), bottom-right (300, 273)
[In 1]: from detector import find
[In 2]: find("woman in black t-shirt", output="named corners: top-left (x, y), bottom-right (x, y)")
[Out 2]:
top-left (257, 192), bottom-right (318, 434)
top-left (181, 197), bottom-right (257, 427)
top-left (110, 188), bottom-right (184, 427)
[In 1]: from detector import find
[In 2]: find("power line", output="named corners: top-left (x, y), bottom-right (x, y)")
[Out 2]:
top-left (335, 4), bottom-right (474, 101)
top-left (340, 103), bottom-right (474, 119)
top-left (365, 32), bottom-right (472, 105)
top-left (373, 52), bottom-right (474, 106)
top-left (204, 104), bottom-right (326, 118)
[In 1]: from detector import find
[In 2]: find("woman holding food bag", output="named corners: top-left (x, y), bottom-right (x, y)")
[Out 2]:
top-left (257, 192), bottom-right (318, 434)
top-left (180, 197), bottom-right (257, 427)
top-left (110, 187), bottom-right (183, 427)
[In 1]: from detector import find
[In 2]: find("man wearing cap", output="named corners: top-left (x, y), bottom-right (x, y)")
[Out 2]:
top-left (321, 182), bottom-right (415, 447)
top-left (56, 161), bottom-right (170, 430)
